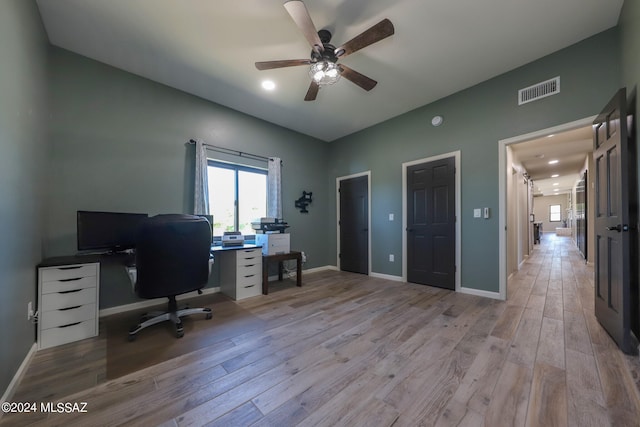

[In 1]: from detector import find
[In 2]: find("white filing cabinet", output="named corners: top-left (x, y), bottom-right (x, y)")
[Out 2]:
top-left (218, 247), bottom-right (262, 300)
top-left (37, 262), bottom-right (100, 349)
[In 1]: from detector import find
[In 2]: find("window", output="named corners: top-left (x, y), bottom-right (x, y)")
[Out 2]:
top-left (207, 161), bottom-right (267, 236)
top-left (549, 204), bottom-right (561, 222)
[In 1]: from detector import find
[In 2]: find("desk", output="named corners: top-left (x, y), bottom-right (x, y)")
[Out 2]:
top-left (262, 251), bottom-right (302, 295)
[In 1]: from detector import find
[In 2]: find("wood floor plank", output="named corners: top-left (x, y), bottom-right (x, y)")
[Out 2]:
top-left (525, 362), bottom-right (567, 427)
top-left (4, 233), bottom-right (640, 427)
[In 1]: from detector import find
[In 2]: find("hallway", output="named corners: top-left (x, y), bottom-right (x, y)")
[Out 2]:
top-left (505, 231), bottom-right (640, 425)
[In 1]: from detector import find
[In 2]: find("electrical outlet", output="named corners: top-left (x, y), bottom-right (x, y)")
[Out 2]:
top-left (301, 251), bottom-right (307, 263)
top-left (389, 254), bottom-right (394, 262)
top-left (27, 301), bottom-right (34, 320)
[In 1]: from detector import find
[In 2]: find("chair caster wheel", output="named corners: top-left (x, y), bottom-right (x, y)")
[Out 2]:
top-left (128, 334), bottom-right (137, 342)
top-left (206, 312), bottom-right (212, 320)
top-left (176, 329), bottom-right (184, 338)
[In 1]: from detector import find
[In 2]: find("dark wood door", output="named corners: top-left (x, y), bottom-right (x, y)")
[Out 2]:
top-left (406, 157), bottom-right (455, 289)
top-left (593, 88), bottom-right (636, 353)
top-left (339, 175), bottom-right (368, 274)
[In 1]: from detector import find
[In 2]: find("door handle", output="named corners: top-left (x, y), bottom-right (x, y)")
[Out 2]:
top-left (607, 224), bottom-right (622, 232)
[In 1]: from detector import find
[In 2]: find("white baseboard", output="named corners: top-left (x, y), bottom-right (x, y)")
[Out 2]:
top-left (369, 272), bottom-right (404, 282)
top-left (1, 343), bottom-right (37, 405)
top-left (99, 287), bottom-right (221, 318)
top-left (458, 285), bottom-right (502, 300)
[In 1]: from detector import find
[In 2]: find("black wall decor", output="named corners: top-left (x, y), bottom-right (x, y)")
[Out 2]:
top-left (295, 191), bottom-right (313, 213)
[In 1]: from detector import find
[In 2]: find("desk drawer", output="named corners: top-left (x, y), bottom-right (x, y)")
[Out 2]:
top-left (41, 287), bottom-right (97, 312)
top-left (41, 276), bottom-right (97, 294)
top-left (40, 303), bottom-right (96, 329)
top-left (237, 249), bottom-right (261, 261)
top-left (39, 319), bottom-right (97, 349)
top-left (237, 262), bottom-right (261, 277)
top-left (40, 264), bottom-right (97, 282)
top-left (236, 282), bottom-right (261, 300)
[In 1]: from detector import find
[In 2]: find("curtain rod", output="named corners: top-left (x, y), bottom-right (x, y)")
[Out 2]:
top-left (187, 139), bottom-right (273, 162)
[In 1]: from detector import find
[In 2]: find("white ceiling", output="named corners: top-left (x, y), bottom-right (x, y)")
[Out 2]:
top-left (35, 0), bottom-right (623, 142)
top-left (510, 126), bottom-right (593, 196)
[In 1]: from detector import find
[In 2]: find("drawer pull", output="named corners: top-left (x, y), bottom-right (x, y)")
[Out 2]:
top-left (244, 285), bottom-right (255, 289)
top-left (58, 289), bottom-right (82, 294)
top-left (244, 274), bottom-right (255, 278)
top-left (58, 322), bottom-right (82, 328)
top-left (58, 266), bottom-right (83, 270)
top-left (245, 264), bottom-right (255, 267)
top-left (59, 305), bottom-right (82, 311)
top-left (59, 277), bottom-right (83, 282)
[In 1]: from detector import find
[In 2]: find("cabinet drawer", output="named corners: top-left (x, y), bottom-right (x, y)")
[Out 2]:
top-left (40, 264), bottom-right (97, 282)
top-left (236, 282), bottom-right (261, 300)
top-left (236, 249), bottom-right (261, 261)
top-left (41, 276), bottom-right (97, 294)
top-left (41, 287), bottom-right (97, 312)
top-left (40, 304), bottom-right (96, 329)
top-left (237, 262), bottom-right (261, 278)
top-left (39, 319), bottom-right (97, 349)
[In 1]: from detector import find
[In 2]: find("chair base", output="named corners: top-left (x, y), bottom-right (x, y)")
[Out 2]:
top-left (128, 297), bottom-right (212, 341)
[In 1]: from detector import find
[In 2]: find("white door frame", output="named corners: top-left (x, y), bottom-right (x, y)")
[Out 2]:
top-left (402, 151), bottom-right (461, 292)
top-left (498, 116), bottom-right (596, 300)
top-left (336, 171), bottom-right (372, 274)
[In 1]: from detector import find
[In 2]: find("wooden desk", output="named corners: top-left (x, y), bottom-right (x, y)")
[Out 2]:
top-left (262, 251), bottom-right (302, 295)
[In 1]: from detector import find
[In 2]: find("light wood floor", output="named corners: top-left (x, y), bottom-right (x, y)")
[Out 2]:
top-left (3, 233), bottom-right (640, 426)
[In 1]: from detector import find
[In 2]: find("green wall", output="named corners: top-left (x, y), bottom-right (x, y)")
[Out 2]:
top-left (327, 28), bottom-right (622, 293)
top-left (46, 48), bottom-right (330, 308)
top-left (620, 0), bottom-right (639, 143)
top-left (0, 0), bottom-right (49, 397)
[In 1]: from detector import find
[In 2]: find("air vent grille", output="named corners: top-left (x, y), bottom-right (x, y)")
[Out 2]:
top-left (518, 77), bottom-right (560, 105)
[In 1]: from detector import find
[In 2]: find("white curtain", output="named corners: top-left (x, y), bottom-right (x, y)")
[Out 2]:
top-left (267, 157), bottom-right (282, 219)
top-left (193, 140), bottom-right (210, 215)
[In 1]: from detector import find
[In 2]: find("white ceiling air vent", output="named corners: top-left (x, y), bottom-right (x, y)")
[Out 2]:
top-left (518, 76), bottom-right (560, 105)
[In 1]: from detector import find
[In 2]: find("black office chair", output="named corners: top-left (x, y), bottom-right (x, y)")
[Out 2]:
top-left (128, 214), bottom-right (212, 341)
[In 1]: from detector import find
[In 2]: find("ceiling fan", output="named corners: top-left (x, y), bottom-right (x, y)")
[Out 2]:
top-left (255, 0), bottom-right (394, 101)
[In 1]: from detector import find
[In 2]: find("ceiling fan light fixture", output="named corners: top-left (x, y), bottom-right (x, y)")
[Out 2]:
top-left (309, 61), bottom-right (341, 86)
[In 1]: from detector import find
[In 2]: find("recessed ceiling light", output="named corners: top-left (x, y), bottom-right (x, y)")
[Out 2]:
top-left (551, 174), bottom-right (559, 178)
top-left (548, 160), bottom-right (559, 164)
top-left (553, 183), bottom-right (559, 186)
top-left (262, 80), bottom-right (276, 91)
top-left (554, 189), bottom-right (559, 192)
top-left (547, 134), bottom-right (555, 138)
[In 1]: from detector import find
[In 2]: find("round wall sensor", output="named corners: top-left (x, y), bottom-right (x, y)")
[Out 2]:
top-left (431, 115), bottom-right (443, 127)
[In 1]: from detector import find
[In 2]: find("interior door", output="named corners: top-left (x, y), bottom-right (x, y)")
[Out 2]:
top-left (339, 175), bottom-right (368, 274)
top-left (593, 88), bottom-right (635, 353)
top-left (576, 170), bottom-right (587, 259)
top-left (406, 157), bottom-right (455, 290)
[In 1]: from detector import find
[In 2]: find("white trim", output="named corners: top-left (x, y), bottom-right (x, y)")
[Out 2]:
top-left (498, 116), bottom-right (596, 301)
top-left (1, 343), bottom-right (37, 405)
top-left (402, 151), bottom-right (461, 291)
top-left (458, 286), bottom-right (502, 300)
top-left (370, 272), bottom-right (404, 282)
top-left (303, 265), bottom-right (338, 274)
top-left (99, 287), bottom-right (221, 318)
top-left (336, 171), bottom-right (372, 274)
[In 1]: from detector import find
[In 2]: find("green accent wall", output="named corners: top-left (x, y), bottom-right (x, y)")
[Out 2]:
top-left (0, 0), bottom-right (49, 397)
top-left (620, 0), bottom-right (639, 148)
top-left (327, 28), bottom-right (621, 293)
top-left (46, 48), bottom-right (330, 308)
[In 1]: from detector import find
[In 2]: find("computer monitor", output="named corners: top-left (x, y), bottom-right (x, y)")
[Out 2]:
top-left (77, 210), bottom-right (149, 253)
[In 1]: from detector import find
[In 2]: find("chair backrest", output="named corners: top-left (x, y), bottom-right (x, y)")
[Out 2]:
top-left (135, 214), bottom-right (212, 299)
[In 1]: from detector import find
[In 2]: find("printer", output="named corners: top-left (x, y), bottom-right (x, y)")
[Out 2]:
top-left (251, 217), bottom-right (290, 234)
top-left (221, 231), bottom-right (244, 247)
top-left (252, 218), bottom-right (290, 255)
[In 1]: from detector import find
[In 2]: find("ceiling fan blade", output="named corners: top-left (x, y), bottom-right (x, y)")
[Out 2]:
top-left (284, 1), bottom-right (324, 52)
top-left (255, 59), bottom-right (311, 70)
top-left (338, 64), bottom-right (377, 91)
top-left (304, 81), bottom-right (320, 101)
top-left (335, 18), bottom-right (394, 58)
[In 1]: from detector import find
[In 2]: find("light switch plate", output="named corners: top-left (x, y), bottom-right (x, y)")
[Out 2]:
top-left (473, 209), bottom-right (481, 218)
